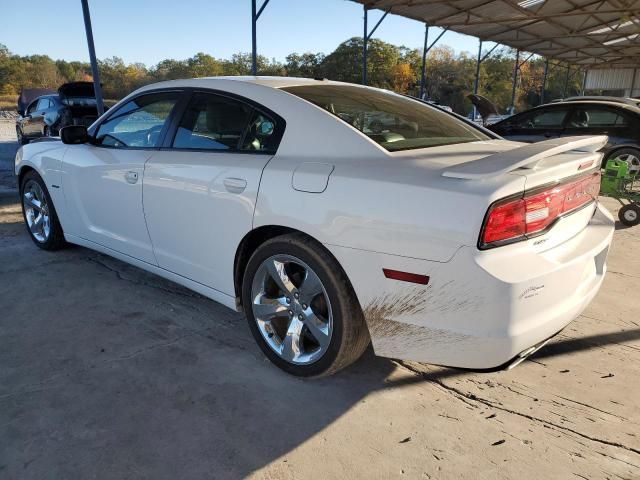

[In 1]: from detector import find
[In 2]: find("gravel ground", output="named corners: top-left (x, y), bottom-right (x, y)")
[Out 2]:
top-left (0, 118), bottom-right (638, 479)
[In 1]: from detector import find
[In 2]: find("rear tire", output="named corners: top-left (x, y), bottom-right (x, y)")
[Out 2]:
top-left (20, 170), bottom-right (66, 250)
top-left (619, 204), bottom-right (640, 227)
top-left (242, 233), bottom-right (370, 377)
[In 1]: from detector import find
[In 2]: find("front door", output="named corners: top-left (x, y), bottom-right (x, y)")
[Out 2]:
top-left (143, 91), bottom-right (282, 295)
top-left (61, 91), bottom-right (182, 264)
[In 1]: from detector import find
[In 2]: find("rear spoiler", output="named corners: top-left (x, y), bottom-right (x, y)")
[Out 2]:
top-left (442, 136), bottom-right (608, 180)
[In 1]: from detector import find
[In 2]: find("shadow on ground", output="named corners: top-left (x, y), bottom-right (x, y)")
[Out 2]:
top-left (1, 196), bottom-right (638, 478)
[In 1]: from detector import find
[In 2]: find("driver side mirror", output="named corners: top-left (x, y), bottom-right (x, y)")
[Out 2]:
top-left (17, 109), bottom-right (25, 117)
top-left (60, 125), bottom-right (89, 145)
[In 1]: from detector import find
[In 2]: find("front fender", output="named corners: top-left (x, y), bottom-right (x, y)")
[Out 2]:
top-left (15, 142), bottom-right (67, 217)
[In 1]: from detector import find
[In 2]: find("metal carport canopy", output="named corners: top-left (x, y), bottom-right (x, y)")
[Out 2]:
top-left (351, 0), bottom-right (640, 69)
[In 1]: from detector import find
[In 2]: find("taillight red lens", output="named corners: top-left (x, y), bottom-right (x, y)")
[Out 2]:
top-left (480, 171), bottom-right (600, 249)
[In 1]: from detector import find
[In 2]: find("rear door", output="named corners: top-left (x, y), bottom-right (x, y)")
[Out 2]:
top-left (143, 91), bottom-right (283, 295)
top-left (497, 105), bottom-right (571, 142)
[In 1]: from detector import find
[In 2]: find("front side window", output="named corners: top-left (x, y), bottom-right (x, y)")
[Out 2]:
top-left (512, 108), bottom-right (569, 129)
top-left (172, 92), bottom-right (278, 153)
top-left (27, 101), bottom-right (39, 115)
top-left (95, 92), bottom-right (180, 148)
top-left (282, 84), bottom-right (489, 152)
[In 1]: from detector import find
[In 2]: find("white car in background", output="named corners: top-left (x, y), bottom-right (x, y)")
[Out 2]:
top-left (15, 77), bottom-right (614, 376)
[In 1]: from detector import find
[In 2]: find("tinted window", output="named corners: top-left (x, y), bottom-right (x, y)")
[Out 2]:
top-left (567, 107), bottom-right (628, 128)
top-left (96, 92), bottom-right (180, 148)
top-left (27, 101), bottom-right (39, 114)
top-left (512, 108), bottom-right (569, 129)
top-left (173, 93), bottom-right (253, 150)
top-left (282, 85), bottom-right (488, 151)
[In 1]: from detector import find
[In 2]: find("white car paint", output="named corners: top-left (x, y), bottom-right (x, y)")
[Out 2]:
top-left (15, 77), bottom-right (615, 369)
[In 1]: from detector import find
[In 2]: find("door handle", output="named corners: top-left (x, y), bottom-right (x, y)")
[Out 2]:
top-left (223, 177), bottom-right (247, 193)
top-left (125, 171), bottom-right (139, 184)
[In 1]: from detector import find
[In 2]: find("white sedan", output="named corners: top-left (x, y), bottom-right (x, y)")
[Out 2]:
top-left (15, 77), bottom-right (614, 376)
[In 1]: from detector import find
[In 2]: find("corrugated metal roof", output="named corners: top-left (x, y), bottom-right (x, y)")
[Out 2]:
top-left (351, 0), bottom-right (640, 68)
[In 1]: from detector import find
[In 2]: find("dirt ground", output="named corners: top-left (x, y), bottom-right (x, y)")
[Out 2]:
top-left (0, 118), bottom-right (638, 480)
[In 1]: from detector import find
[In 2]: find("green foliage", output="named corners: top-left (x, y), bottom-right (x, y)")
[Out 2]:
top-left (0, 41), bottom-right (582, 115)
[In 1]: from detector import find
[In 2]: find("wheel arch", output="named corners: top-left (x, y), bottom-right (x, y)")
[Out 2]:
top-left (233, 224), bottom-right (358, 310)
top-left (604, 144), bottom-right (640, 160)
top-left (17, 165), bottom-right (38, 190)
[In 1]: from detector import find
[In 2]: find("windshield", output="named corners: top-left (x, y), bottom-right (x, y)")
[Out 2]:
top-left (282, 84), bottom-right (489, 151)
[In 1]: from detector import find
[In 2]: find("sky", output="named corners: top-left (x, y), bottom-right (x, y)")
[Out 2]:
top-left (1, 0), bottom-right (488, 66)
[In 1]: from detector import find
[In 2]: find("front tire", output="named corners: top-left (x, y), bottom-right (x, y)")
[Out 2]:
top-left (16, 126), bottom-right (28, 145)
top-left (242, 233), bottom-right (370, 377)
top-left (619, 204), bottom-right (640, 227)
top-left (20, 171), bottom-right (66, 250)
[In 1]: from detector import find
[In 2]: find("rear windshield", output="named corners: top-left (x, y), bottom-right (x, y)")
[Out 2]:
top-left (282, 84), bottom-right (489, 151)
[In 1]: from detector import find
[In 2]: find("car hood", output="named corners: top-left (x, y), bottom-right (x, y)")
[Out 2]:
top-left (467, 94), bottom-right (499, 119)
top-left (58, 82), bottom-right (96, 99)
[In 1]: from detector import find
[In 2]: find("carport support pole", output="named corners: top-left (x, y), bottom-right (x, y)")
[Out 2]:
top-left (540, 58), bottom-right (549, 105)
top-left (251, 0), bottom-right (270, 76)
top-left (419, 24), bottom-right (429, 99)
top-left (472, 39), bottom-right (482, 119)
top-left (252, 0), bottom-right (257, 75)
top-left (80, 0), bottom-right (104, 116)
top-left (563, 65), bottom-right (570, 98)
top-left (509, 49), bottom-right (520, 115)
top-left (362, 7), bottom-right (368, 85)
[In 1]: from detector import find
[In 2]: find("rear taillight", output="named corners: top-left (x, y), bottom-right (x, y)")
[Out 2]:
top-left (479, 171), bottom-right (600, 249)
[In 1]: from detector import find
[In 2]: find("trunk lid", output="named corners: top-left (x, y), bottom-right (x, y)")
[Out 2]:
top-left (390, 136), bottom-right (605, 252)
top-left (442, 136), bottom-right (606, 252)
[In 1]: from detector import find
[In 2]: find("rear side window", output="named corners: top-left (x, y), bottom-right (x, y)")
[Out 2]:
top-left (95, 92), bottom-right (180, 148)
top-left (172, 92), bottom-right (278, 153)
top-left (512, 108), bottom-right (569, 129)
top-left (567, 107), bottom-right (628, 128)
top-left (282, 84), bottom-right (488, 152)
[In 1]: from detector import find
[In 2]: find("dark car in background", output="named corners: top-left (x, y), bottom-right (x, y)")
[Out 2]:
top-left (489, 100), bottom-right (640, 169)
top-left (16, 82), bottom-right (99, 144)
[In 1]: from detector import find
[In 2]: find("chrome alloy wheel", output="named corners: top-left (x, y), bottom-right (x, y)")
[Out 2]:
top-left (22, 180), bottom-right (51, 243)
top-left (250, 254), bottom-right (333, 365)
top-left (612, 152), bottom-right (640, 174)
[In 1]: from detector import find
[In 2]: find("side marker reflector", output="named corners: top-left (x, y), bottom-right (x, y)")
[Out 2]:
top-left (383, 269), bottom-right (430, 285)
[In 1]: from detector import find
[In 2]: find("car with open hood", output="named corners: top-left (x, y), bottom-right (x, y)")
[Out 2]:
top-left (16, 81), bottom-right (100, 144)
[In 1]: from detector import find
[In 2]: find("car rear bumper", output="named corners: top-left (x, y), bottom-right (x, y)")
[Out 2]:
top-left (327, 202), bottom-right (615, 369)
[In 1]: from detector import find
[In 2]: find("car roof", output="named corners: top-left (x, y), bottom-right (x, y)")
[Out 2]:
top-left (139, 76), bottom-right (347, 91)
top-left (529, 100), bottom-right (640, 114)
top-left (563, 95), bottom-right (640, 105)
